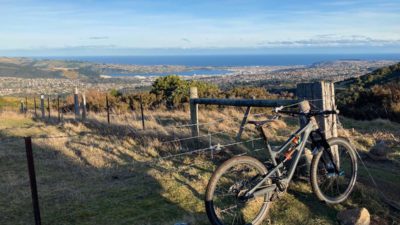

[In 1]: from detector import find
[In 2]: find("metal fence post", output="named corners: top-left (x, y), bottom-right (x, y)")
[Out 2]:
top-left (25, 137), bottom-right (42, 225)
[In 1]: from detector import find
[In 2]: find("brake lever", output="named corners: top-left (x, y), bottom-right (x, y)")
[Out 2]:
top-left (274, 106), bottom-right (284, 113)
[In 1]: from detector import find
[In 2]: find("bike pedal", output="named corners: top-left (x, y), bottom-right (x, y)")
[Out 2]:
top-left (270, 192), bottom-right (279, 202)
top-left (276, 181), bottom-right (286, 191)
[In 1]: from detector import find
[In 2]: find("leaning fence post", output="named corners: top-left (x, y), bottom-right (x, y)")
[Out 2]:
top-left (40, 95), bottom-right (45, 119)
top-left (106, 94), bottom-right (110, 124)
top-left (74, 87), bottom-right (80, 119)
top-left (140, 95), bottom-right (145, 130)
top-left (81, 92), bottom-right (87, 121)
top-left (236, 106), bottom-right (252, 141)
top-left (189, 87), bottom-right (199, 137)
top-left (25, 137), bottom-right (42, 225)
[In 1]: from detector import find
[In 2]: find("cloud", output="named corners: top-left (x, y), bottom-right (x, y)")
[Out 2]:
top-left (181, 38), bottom-right (191, 43)
top-left (261, 35), bottom-right (400, 47)
top-left (89, 36), bottom-right (109, 40)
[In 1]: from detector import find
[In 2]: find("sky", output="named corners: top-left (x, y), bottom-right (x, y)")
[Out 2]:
top-left (1, 0), bottom-right (400, 56)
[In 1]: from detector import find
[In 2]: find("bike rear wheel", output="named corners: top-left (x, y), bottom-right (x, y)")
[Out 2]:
top-left (310, 137), bottom-right (358, 204)
top-left (205, 156), bottom-right (271, 225)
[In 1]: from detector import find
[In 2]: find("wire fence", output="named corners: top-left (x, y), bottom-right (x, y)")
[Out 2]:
top-left (0, 109), bottom-right (272, 224)
top-left (1, 101), bottom-right (400, 224)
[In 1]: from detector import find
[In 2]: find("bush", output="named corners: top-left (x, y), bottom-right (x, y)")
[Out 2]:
top-left (150, 75), bottom-right (220, 108)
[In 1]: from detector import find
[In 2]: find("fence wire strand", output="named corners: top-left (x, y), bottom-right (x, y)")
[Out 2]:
top-left (2, 100), bottom-right (400, 224)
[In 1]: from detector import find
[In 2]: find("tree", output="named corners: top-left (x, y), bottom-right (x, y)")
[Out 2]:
top-left (150, 75), bottom-right (220, 107)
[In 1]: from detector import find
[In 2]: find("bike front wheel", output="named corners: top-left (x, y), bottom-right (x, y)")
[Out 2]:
top-left (310, 137), bottom-right (358, 204)
top-left (205, 156), bottom-right (271, 225)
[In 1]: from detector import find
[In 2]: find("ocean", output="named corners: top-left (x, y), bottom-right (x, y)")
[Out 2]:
top-left (43, 54), bottom-right (400, 67)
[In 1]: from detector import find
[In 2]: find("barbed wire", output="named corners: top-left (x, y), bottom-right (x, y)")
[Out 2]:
top-left (3, 99), bottom-right (400, 221)
top-left (153, 137), bottom-right (264, 162)
top-left (160, 130), bottom-right (229, 144)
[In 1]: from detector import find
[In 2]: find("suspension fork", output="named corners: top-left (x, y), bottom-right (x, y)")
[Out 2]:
top-left (312, 130), bottom-right (340, 174)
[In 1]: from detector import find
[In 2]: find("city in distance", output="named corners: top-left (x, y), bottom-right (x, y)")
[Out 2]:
top-left (1, 0), bottom-right (400, 225)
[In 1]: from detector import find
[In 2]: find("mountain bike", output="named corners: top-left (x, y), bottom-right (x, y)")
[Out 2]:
top-left (205, 108), bottom-right (358, 225)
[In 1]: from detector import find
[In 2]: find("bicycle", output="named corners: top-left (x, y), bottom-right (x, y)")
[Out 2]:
top-left (205, 107), bottom-right (358, 225)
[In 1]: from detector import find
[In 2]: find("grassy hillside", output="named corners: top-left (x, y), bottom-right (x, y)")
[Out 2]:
top-left (0, 57), bottom-right (100, 79)
top-left (337, 62), bottom-right (400, 88)
top-left (337, 62), bottom-right (400, 122)
top-left (1, 109), bottom-right (399, 225)
top-left (0, 61), bottom-right (62, 78)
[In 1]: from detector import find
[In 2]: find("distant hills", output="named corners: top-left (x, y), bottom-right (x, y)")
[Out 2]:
top-left (337, 62), bottom-right (400, 88)
top-left (336, 62), bottom-right (400, 122)
top-left (0, 58), bottom-right (62, 78)
top-left (0, 57), bottom-right (93, 79)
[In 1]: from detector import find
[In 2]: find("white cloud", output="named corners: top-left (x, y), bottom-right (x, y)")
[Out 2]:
top-left (260, 35), bottom-right (400, 47)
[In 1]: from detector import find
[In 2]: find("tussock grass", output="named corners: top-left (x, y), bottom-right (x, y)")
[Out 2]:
top-left (1, 110), bottom-right (399, 224)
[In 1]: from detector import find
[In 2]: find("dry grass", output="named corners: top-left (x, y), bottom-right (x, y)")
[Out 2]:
top-left (1, 109), bottom-right (399, 225)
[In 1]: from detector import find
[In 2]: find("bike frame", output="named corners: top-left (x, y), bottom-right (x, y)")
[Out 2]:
top-left (247, 119), bottom-right (327, 198)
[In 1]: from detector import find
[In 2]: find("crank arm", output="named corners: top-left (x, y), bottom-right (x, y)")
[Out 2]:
top-left (251, 185), bottom-right (277, 198)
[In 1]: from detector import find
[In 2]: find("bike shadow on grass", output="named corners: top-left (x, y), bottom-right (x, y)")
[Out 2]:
top-left (268, 181), bottom-right (340, 225)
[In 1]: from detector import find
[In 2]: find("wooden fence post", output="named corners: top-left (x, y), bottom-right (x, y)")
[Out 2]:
top-left (33, 97), bottom-right (37, 117)
top-left (189, 87), bottom-right (199, 137)
top-left (81, 93), bottom-right (87, 121)
top-left (20, 100), bottom-right (24, 113)
top-left (297, 81), bottom-right (338, 164)
top-left (296, 81), bottom-right (337, 139)
top-left (74, 87), bottom-right (80, 119)
top-left (47, 97), bottom-right (50, 119)
top-left (25, 137), bottom-right (42, 225)
top-left (25, 97), bottom-right (28, 114)
top-left (106, 94), bottom-right (110, 124)
top-left (40, 95), bottom-right (45, 119)
top-left (57, 96), bottom-right (60, 122)
top-left (140, 95), bottom-right (145, 130)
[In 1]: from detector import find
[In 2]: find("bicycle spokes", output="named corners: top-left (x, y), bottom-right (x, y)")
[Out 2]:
top-left (213, 164), bottom-right (267, 224)
top-left (317, 145), bottom-right (354, 199)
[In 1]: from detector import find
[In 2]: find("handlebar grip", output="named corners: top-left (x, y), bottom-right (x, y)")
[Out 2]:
top-left (323, 110), bottom-right (339, 115)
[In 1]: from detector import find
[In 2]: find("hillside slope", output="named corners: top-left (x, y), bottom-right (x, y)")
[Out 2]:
top-left (337, 62), bottom-right (400, 122)
top-left (0, 61), bottom-right (62, 78)
top-left (337, 62), bottom-right (400, 88)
